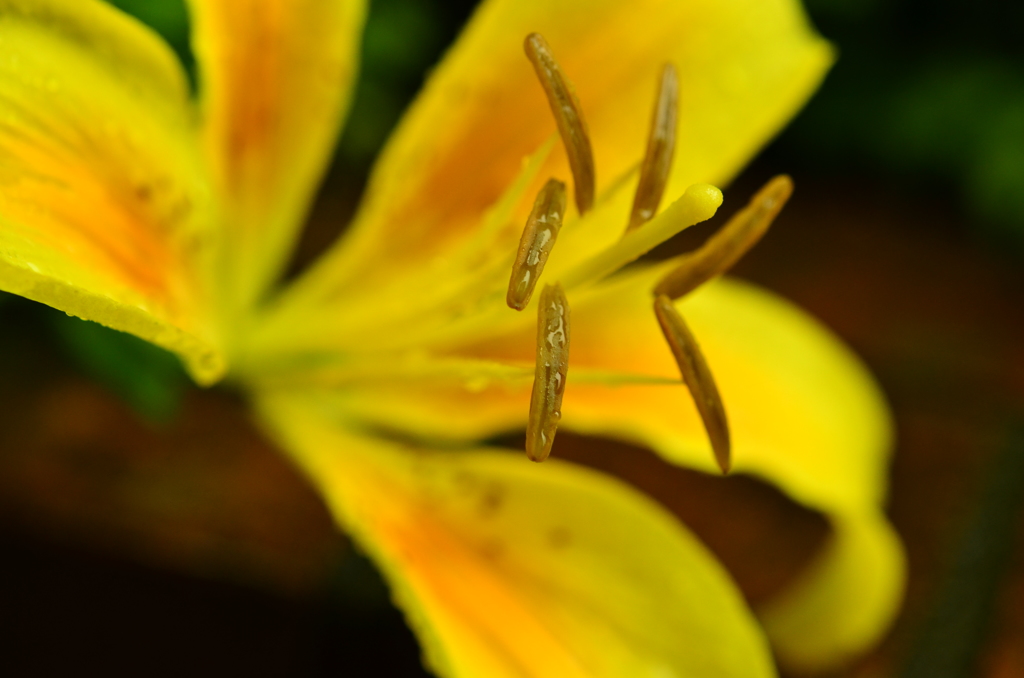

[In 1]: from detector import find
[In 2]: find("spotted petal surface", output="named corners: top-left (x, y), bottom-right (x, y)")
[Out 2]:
top-left (0, 0), bottom-right (222, 382)
top-left (259, 393), bottom-right (778, 678)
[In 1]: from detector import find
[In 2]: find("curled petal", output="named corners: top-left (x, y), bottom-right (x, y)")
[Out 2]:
top-left (759, 511), bottom-right (904, 670)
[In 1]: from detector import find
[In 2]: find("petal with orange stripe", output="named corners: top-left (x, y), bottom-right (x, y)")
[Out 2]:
top-left (0, 0), bottom-right (223, 384)
top-left (186, 0), bottom-right (366, 308)
top-left (295, 0), bottom-right (832, 299)
top-left (258, 392), bottom-right (777, 678)
top-left (298, 265), bottom-right (904, 669)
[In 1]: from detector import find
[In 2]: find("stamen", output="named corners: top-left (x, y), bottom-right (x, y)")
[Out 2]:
top-left (626, 64), bottom-right (679, 233)
top-left (524, 33), bottom-right (595, 214)
top-left (653, 295), bottom-right (730, 474)
top-left (526, 283), bottom-right (570, 462)
top-left (558, 183), bottom-right (722, 292)
top-left (507, 178), bottom-right (567, 310)
top-left (654, 175), bottom-right (793, 299)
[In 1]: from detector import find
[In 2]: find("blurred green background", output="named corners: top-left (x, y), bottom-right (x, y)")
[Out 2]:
top-left (786, 0), bottom-right (1024, 246)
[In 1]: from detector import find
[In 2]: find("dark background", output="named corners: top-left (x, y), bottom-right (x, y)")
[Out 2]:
top-left (3, 0), bottom-right (1024, 676)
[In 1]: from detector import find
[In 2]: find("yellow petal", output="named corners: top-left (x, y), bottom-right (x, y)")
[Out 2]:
top-left (0, 0), bottom-right (223, 384)
top-left (257, 392), bottom-right (778, 678)
top-left (304, 265), bottom-right (903, 668)
top-left (514, 270), bottom-right (905, 669)
top-left (758, 511), bottom-right (904, 671)
top-left (525, 270), bottom-right (906, 670)
top-left (295, 0), bottom-right (832, 299)
top-left (186, 0), bottom-right (366, 309)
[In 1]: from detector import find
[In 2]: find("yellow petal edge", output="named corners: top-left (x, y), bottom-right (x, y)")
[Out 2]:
top-left (0, 0), bottom-right (224, 383)
top-left (186, 0), bottom-right (367, 311)
top-left (559, 271), bottom-right (906, 670)
top-left (0, 254), bottom-right (223, 383)
top-left (257, 391), bottom-right (778, 678)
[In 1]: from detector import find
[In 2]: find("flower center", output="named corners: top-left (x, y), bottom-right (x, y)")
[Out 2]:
top-left (512, 33), bottom-right (795, 472)
top-left (243, 35), bottom-right (796, 471)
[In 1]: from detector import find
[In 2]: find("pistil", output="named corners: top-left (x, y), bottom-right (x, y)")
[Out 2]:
top-left (655, 175), bottom-right (793, 299)
top-left (514, 36), bottom-right (788, 472)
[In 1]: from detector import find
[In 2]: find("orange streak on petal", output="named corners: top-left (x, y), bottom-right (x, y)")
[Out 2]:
top-left (214, 3), bottom-right (285, 202)
top-left (339, 459), bottom-right (591, 678)
top-left (1, 137), bottom-right (186, 309)
top-left (329, 0), bottom-right (830, 289)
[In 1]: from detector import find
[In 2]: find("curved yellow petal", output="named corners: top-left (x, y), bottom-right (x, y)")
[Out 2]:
top-left (496, 269), bottom-right (904, 669)
top-left (303, 264), bottom-right (903, 668)
top-left (0, 0), bottom-right (223, 384)
top-left (186, 0), bottom-right (366, 310)
top-left (558, 271), bottom-right (893, 513)
top-left (528, 270), bottom-right (905, 670)
top-left (257, 392), bottom-right (778, 678)
top-left (758, 512), bottom-right (904, 671)
top-left (296, 0), bottom-right (832, 299)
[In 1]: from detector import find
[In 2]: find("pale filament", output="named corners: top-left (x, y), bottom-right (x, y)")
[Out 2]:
top-left (626, 63), bottom-right (679, 234)
top-left (527, 283), bottom-right (570, 462)
top-left (655, 175), bottom-right (794, 299)
top-left (653, 295), bottom-right (731, 474)
top-left (524, 33), bottom-right (596, 215)
top-left (507, 178), bottom-right (567, 310)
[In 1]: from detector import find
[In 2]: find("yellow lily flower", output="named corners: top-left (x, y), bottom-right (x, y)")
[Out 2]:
top-left (0, 0), bottom-right (904, 675)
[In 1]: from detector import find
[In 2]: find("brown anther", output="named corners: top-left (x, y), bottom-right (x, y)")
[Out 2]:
top-left (654, 175), bottom-right (794, 299)
top-left (526, 283), bottom-right (570, 462)
top-left (653, 295), bottom-right (730, 473)
top-left (507, 178), bottom-right (567, 310)
top-left (626, 64), bottom-right (679, 233)
top-left (524, 33), bottom-right (595, 214)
